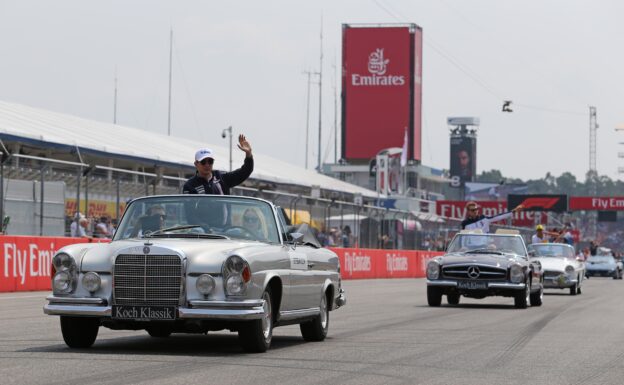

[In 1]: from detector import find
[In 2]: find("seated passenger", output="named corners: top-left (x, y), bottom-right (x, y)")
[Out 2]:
top-left (242, 208), bottom-right (264, 239)
top-left (131, 205), bottom-right (167, 236)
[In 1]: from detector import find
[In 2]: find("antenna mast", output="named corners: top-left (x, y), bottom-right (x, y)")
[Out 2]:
top-left (167, 28), bottom-right (173, 136)
top-left (316, 15), bottom-right (323, 172)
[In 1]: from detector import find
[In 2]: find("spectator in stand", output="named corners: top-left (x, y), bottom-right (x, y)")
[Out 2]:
top-left (70, 212), bottom-right (85, 237)
top-left (341, 225), bottom-right (351, 248)
top-left (579, 247), bottom-right (590, 261)
top-left (72, 217), bottom-right (91, 239)
top-left (95, 216), bottom-right (111, 238)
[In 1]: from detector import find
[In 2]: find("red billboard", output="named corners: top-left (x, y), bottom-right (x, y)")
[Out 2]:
top-left (569, 197), bottom-right (624, 211)
top-left (342, 24), bottom-right (422, 162)
top-left (436, 200), bottom-right (542, 227)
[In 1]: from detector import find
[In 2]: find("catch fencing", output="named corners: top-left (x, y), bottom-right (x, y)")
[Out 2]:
top-left (0, 154), bottom-right (461, 251)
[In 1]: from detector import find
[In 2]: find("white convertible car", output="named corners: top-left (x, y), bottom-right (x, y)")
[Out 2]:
top-left (528, 243), bottom-right (585, 295)
top-left (44, 195), bottom-right (346, 352)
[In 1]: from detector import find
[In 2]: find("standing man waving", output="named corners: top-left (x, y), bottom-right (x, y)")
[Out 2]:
top-left (183, 134), bottom-right (254, 195)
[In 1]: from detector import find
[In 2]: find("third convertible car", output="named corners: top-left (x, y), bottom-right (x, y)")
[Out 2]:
top-left (528, 243), bottom-right (585, 295)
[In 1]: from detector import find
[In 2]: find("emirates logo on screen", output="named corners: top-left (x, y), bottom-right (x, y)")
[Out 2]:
top-left (368, 48), bottom-right (389, 75)
top-left (351, 48), bottom-right (406, 87)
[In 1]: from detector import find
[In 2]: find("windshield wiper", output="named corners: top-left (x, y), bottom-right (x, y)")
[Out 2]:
top-left (144, 225), bottom-right (211, 238)
top-left (464, 249), bottom-right (503, 255)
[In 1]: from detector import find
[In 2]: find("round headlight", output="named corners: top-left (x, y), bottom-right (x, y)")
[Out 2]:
top-left (53, 253), bottom-right (74, 271)
top-left (426, 260), bottom-right (440, 280)
top-left (510, 264), bottom-right (524, 283)
top-left (53, 271), bottom-right (72, 292)
top-left (226, 275), bottom-right (245, 295)
top-left (196, 274), bottom-right (216, 295)
top-left (225, 255), bottom-right (245, 273)
top-left (565, 265), bottom-right (574, 274)
top-left (82, 272), bottom-right (101, 293)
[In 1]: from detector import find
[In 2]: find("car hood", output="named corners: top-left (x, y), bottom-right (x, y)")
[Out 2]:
top-left (74, 238), bottom-right (273, 273)
top-left (532, 257), bottom-right (571, 272)
top-left (440, 253), bottom-right (523, 268)
top-left (586, 260), bottom-right (616, 269)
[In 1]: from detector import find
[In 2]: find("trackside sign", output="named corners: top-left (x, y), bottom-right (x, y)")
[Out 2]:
top-left (569, 197), bottom-right (624, 211)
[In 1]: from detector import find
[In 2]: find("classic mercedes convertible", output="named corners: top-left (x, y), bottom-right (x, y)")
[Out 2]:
top-left (527, 243), bottom-right (585, 295)
top-left (44, 195), bottom-right (346, 352)
top-left (426, 230), bottom-right (543, 309)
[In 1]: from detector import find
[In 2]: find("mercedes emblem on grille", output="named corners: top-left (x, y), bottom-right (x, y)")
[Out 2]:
top-left (143, 246), bottom-right (150, 254)
top-left (467, 266), bottom-right (480, 279)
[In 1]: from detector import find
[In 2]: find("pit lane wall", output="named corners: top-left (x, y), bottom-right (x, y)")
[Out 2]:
top-left (330, 248), bottom-right (444, 280)
top-left (0, 236), bottom-right (444, 292)
top-left (0, 235), bottom-right (110, 292)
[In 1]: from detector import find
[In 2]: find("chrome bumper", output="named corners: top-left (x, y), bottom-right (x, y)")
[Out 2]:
top-left (426, 280), bottom-right (526, 290)
top-left (44, 296), bottom-right (265, 320)
top-left (544, 278), bottom-right (578, 288)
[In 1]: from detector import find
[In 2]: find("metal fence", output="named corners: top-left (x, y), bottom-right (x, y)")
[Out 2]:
top-left (0, 153), bottom-right (470, 250)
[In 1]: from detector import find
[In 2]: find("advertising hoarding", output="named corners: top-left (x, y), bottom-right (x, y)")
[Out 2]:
top-left (569, 197), bottom-right (624, 211)
top-left (508, 194), bottom-right (568, 213)
top-left (342, 24), bottom-right (422, 162)
top-left (436, 200), bottom-right (540, 227)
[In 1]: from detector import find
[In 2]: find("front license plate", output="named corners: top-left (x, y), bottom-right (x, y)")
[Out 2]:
top-left (112, 305), bottom-right (176, 321)
top-left (457, 281), bottom-right (487, 290)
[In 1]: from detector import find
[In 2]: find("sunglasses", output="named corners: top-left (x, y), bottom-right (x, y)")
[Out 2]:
top-left (199, 158), bottom-right (214, 165)
top-left (468, 208), bottom-right (478, 212)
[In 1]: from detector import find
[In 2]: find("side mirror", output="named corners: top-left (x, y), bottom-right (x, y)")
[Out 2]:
top-left (289, 232), bottom-right (304, 244)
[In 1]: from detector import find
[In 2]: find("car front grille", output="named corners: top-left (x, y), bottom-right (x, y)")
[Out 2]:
top-left (442, 264), bottom-right (507, 280)
top-left (544, 270), bottom-right (564, 279)
top-left (113, 254), bottom-right (182, 306)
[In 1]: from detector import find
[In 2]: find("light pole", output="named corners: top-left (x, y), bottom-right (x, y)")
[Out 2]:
top-left (222, 126), bottom-right (232, 172)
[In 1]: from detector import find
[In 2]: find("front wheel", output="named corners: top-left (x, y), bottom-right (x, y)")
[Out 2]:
top-left (300, 292), bottom-right (329, 341)
top-left (427, 286), bottom-right (442, 307)
top-left (238, 289), bottom-right (273, 353)
top-left (60, 316), bottom-right (99, 348)
top-left (569, 282), bottom-right (578, 296)
top-left (514, 281), bottom-right (530, 309)
top-left (447, 293), bottom-right (460, 305)
top-left (530, 285), bottom-right (543, 306)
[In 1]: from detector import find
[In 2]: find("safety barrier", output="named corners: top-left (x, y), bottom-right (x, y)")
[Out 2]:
top-left (330, 248), bottom-right (444, 280)
top-left (0, 235), bottom-right (110, 292)
top-left (0, 236), bottom-right (443, 292)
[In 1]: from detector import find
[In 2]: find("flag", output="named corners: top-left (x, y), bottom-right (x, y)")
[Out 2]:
top-left (400, 127), bottom-right (408, 167)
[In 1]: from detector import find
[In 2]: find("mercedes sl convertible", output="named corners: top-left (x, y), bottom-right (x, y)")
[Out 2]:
top-left (44, 195), bottom-right (346, 352)
top-left (426, 230), bottom-right (543, 309)
top-left (527, 243), bottom-right (585, 295)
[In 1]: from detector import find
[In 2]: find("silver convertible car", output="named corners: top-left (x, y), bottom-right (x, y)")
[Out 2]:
top-left (527, 243), bottom-right (585, 295)
top-left (44, 195), bottom-right (346, 352)
top-left (426, 230), bottom-right (543, 309)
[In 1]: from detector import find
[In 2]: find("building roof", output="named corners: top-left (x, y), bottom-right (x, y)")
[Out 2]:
top-left (0, 101), bottom-right (381, 198)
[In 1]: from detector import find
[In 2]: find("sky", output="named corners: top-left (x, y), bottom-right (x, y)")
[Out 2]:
top-left (0, 0), bottom-right (623, 182)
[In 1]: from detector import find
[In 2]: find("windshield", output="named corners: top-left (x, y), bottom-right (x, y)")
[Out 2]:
top-left (528, 244), bottom-right (575, 259)
top-left (114, 195), bottom-right (280, 243)
top-left (587, 256), bottom-right (615, 264)
top-left (447, 234), bottom-right (527, 257)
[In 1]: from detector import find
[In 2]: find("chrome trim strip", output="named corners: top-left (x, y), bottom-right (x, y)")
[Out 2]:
top-left (44, 303), bottom-right (264, 320)
top-left (178, 307), bottom-right (264, 320)
top-left (426, 280), bottom-right (458, 287)
top-left (279, 308), bottom-right (320, 321)
top-left (188, 299), bottom-right (264, 308)
top-left (46, 296), bottom-right (106, 305)
top-left (44, 304), bottom-right (112, 316)
top-left (488, 282), bottom-right (526, 289)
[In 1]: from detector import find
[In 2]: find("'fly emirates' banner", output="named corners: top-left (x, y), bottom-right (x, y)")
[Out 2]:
top-left (436, 200), bottom-right (540, 227)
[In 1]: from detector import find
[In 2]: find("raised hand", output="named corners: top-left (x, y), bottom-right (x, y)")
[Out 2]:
top-left (237, 134), bottom-right (252, 157)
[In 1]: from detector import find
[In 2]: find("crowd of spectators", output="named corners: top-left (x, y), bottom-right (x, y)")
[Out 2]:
top-left (67, 213), bottom-right (116, 239)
